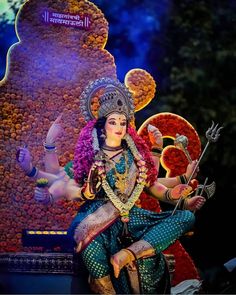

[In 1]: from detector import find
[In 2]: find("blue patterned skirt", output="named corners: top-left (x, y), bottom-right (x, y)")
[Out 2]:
top-left (68, 200), bottom-right (195, 294)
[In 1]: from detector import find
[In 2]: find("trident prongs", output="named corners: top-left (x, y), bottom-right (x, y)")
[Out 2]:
top-left (206, 121), bottom-right (224, 143)
top-left (174, 134), bottom-right (192, 163)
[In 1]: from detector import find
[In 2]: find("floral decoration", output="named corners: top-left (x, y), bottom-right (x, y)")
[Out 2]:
top-left (138, 112), bottom-right (201, 177)
top-left (138, 112), bottom-right (201, 285)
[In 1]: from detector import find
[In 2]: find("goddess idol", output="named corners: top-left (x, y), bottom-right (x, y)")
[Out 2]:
top-left (17, 77), bottom-right (205, 294)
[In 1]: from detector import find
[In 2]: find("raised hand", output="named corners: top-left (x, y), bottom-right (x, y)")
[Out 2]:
top-left (147, 124), bottom-right (163, 149)
top-left (46, 113), bottom-right (63, 144)
top-left (16, 147), bottom-right (32, 174)
top-left (185, 159), bottom-right (199, 180)
top-left (186, 196), bottom-right (206, 211)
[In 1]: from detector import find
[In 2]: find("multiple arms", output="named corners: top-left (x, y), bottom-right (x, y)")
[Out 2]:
top-left (147, 124), bottom-right (205, 211)
top-left (17, 117), bottom-right (206, 212)
top-left (17, 114), bottom-right (90, 204)
top-left (148, 124), bottom-right (199, 187)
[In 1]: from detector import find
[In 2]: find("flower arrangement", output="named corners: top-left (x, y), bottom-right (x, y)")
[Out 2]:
top-left (36, 178), bottom-right (49, 188)
top-left (125, 69), bottom-right (156, 111)
top-left (138, 112), bottom-right (201, 285)
top-left (138, 112), bottom-right (201, 177)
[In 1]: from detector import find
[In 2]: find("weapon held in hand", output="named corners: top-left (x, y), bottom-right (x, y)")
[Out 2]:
top-left (171, 121), bottom-right (223, 215)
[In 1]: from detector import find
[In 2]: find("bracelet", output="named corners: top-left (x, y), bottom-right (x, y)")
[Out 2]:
top-left (43, 141), bottom-right (56, 148)
top-left (178, 174), bottom-right (187, 184)
top-left (152, 151), bottom-right (162, 158)
top-left (164, 189), bottom-right (173, 201)
top-left (27, 166), bottom-right (38, 177)
top-left (81, 184), bottom-right (95, 200)
top-left (151, 147), bottom-right (163, 153)
top-left (43, 142), bottom-right (57, 152)
top-left (151, 147), bottom-right (163, 158)
top-left (178, 198), bottom-right (185, 210)
top-left (178, 198), bottom-right (188, 210)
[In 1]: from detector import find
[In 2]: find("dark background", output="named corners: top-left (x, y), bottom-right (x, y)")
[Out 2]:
top-left (1, 0), bottom-right (235, 280)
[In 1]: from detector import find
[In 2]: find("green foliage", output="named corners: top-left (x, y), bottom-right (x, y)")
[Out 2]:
top-left (151, 0), bottom-right (236, 261)
top-left (157, 0), bottom-right (236, 182)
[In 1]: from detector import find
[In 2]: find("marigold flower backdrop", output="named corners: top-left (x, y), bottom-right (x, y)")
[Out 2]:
top-left (0, 0), bottom-right (235, 284)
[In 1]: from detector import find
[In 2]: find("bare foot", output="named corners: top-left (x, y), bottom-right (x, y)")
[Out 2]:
top-left (110, 249), bottom-right (135, 278)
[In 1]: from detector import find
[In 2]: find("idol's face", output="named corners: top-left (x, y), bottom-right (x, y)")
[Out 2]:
top-left (105, 113), bottom-right (127, 142)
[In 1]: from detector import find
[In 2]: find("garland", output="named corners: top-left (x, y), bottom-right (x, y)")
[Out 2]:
top-left (101, 133), bottom-right (147, 222)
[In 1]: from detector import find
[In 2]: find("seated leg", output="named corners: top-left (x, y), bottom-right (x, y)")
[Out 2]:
top-left (81, 238), bottom-right (116, 294)
top-left (89, 275), bottom-right (116, 295)
top-left (110, 240), bottom-right (155, 278)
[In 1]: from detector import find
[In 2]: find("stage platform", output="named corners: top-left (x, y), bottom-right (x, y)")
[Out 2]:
top-left (0, 252), bottom-right (91, 294)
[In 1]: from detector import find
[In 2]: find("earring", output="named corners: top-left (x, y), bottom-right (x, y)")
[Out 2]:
top-left (100, 129), bottom-right (106, 139)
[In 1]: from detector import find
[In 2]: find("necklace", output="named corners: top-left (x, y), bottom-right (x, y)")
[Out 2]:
top-left (97, 134), bottom-right (148, 223)
top-left (113, 151), bottom-right (129, 196)
top-left (102, 144), bottom-right (123, 151)
top-left (101, 135), bottom-right (148, 223)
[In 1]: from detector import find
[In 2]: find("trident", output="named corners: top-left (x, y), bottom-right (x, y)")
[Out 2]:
top-left (171, 121), bottom-right (223, 215)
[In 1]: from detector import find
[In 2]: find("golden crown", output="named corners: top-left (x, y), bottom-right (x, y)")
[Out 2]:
top-left (80, 77), bottom-right (134, 122)
top-left (98, 84), bottom-right (131, 118)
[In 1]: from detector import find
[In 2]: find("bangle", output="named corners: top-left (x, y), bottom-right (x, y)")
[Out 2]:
top-left (178, 198), bottom-right (188, 210)
top-left (27, 166), bottom-right (38, 177)
top-left (164, 189), bottom-right (173, 201)
top-left (81, 184), bottom-right (95, 200)
top-left (151, 147), bottom-right (163, 153)
top-left (151, 147), bottom-right (163, 158)
top-left (178, 174), bottom-right (187, 184)
top-left (152, 151), bottom-right (161, 158)
top-left (79, 187), bottom-right (86, 201)
top-left (43, 141), bottom-right (56, 148)
top-left (43, 142), bottom-right (57, 152)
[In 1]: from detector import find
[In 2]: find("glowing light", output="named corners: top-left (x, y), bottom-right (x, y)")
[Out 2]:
top-left (26, 230), bottom-right (67, 235)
